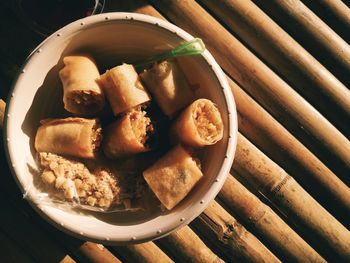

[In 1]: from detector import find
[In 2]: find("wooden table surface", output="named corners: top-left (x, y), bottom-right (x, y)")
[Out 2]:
top-left (1, 0), bottom-right (349, 262)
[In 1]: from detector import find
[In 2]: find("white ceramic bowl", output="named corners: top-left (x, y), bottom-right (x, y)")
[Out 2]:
top-left (4, 12), bottom-right (237, 244)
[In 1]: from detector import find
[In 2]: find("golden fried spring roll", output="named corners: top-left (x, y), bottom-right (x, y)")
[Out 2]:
top-left (143, 145), bottom-right (203, 210)
top-left (140, 59), bottom-right (194, 117)
top-left (35, 118), bottom-right (102, 159)
top-left (172, 98), bottom-right (223, 147)
top-left (99, 64), bottom-right (151, 115)
top-left (103, 110), bottom-right (154, 159)
top-left (59, 55), bottom-right (105, 115)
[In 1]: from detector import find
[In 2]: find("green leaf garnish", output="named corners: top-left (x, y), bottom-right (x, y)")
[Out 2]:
top-left (135, 38), bottom-right (205, 68)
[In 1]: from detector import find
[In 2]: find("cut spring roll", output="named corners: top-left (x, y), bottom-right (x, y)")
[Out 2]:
top-left (140, 59), bottom-right (194, 118)
top-left (172, 98), bottom-right (223, 147)
top-left (59, 55), bottom-right (105, 115)
top-left (143, 145), bottom-right (203, 210)
top-left (35, 118), bottom-right (102, 159)
top-left (103, 109), bottom-right (155, 159)
top-left (99, 63), bottom-right (151, 115)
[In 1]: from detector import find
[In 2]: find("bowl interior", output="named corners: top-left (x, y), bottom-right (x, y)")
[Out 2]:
top-left (5, 13), bottom-right (236, 244)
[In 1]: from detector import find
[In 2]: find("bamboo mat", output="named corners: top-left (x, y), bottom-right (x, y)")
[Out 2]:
top-left (0, 0), bottom-right (349, 262)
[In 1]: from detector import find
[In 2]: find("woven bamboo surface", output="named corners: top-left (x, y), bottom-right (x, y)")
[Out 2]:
top-left (0, 0), bottom-right (349, 262)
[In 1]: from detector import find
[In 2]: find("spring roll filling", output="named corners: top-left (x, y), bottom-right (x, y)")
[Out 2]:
top-left (91, 121), bottom-right (102, 152)
top-left (38, 152), bottom-right (147, 208)
top-left (66, 90), bottom-right (104, 115)
top-left (192, 101), bottom-right (222, 142)
top-left (129, 110), bottom-right (155, 148)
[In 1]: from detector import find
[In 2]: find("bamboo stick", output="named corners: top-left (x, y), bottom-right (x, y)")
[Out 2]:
top-left (0, 99), bottom-right (5, 127)
top-left (148, 0), bottom-right (350, 179)
top-left (200, 0), bottom-right (350, 137)
top-left (233, 133), bottom-right (350, 261)
top-left (220, 174), bottom-right (325, 262)
top-left (195, 201), bottom-right (281, 263)
top-left (301, 0), bottom-right (350, 43)
top-left (252, 0), bottom-right (350, 88)
top-left (157, 225), bottom-right (224, 263)
top-left (78, 242), bottom-right (121, 263)
top-left (227, 76), bottom-right (350, 219)
top-left (111, 242), bottom-right (174, 263)
top-left (60, 255), bottom-right (77, 263)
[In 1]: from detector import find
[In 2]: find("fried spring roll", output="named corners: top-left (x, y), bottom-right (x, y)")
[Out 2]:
top-left (143, 145), bottom-right (203, 210)
top-left (140, 59), bottom-right (194, 117)
top-left (59, 55), bottom-right (105, 115)
top-left (35, 118), bottom-right (102, 159)
top-left (103, 110), bottom-right (154, 159)
top-left (172, 98), bottom-right (223, 147)
top-left (99, 64), bottom-right (151, 115)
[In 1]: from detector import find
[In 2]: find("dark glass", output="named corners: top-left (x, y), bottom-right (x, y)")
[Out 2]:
top-left (16, 0), bottom-right (105, 36)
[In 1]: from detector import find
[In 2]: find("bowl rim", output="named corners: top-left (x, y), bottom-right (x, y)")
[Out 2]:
top-left (3, 12), bottom-right (238, 245)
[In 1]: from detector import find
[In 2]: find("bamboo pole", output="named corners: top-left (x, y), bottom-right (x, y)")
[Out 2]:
top-left (78, 242), bottom-right (121, 263)
top-left (158, 225), bottom-right (224, 263)
top-left (196, 201), bottom-right (281, 263)
top-left (200, 0), bottom-right (350, 137)
top-left (111, 242), bottom-right (174, 263)
top-left (0, 99), bottom-right (5, 127)
top-left (148, 0), bottom-right (350, 179)
top-left (233, 133), bottom-right (350, 261)
top-left (252, 0), bottom-right (350, 88)
top-left (60, 255), bottom-right (76, 263)
top-left (220, 175), bottom-right (325, 262)
top-left (302, 0), bottom-right (350, 43)
top-left (227, 76), bottom-right (350, 219)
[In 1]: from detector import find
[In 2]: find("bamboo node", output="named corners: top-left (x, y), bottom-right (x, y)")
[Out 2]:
top-left (269, 175), bottom-right (292, 199)
top-left (222, 222), bottom-right (244, 243)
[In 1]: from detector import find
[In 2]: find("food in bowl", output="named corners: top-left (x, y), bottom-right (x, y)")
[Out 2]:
top-left (34, 117), bottom-right (102, 159)
top-left (60, 55), bottom-right (105, 115)
top-left (99, 63), bottom-right (151, 116)
top-left (5, 13), bottom-right (236, 243)
top-left (171, 98), bottom-right (224, 147)
top-left (103, 108), bottom-right (155, 158)
top-left (143, 145), bottom-right (203, 210)
top-left (38, 152), bottom-right (146, 208)
top-left (140, 59), bottom-right (194, 117)
top-left (34, 51), bottom-right (224, 211)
